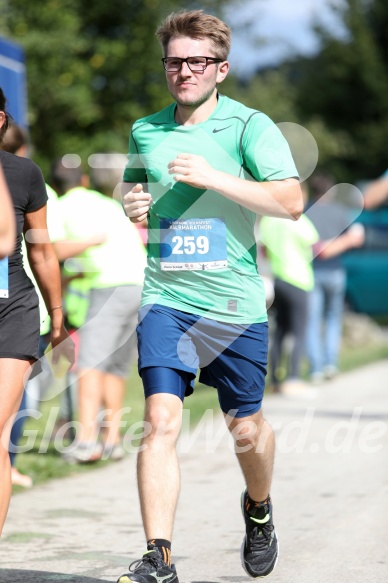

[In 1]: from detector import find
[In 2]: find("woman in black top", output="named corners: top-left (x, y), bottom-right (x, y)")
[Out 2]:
top-left (0, 88), bottom-right (74, 533)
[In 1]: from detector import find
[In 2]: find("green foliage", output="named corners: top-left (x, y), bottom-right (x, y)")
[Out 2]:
top-left (292, 0), bottom-right (388, 181)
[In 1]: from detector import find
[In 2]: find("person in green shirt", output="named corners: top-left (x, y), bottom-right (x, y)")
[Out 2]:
top-left (119, 10), bottom-right (303, 583)
top-left (260, 178), bottom-right (365, 394)
top-left (260, 212), bottom-right (319, 395)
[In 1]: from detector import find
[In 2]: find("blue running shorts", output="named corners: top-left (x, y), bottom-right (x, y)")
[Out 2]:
top-left (137, 304), bottom-right (268, 418)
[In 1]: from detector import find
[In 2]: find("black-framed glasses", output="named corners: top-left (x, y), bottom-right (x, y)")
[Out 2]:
top-left (161, 56), bottom-right (223, 72)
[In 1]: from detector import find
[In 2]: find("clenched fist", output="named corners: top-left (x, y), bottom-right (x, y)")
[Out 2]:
top-left (122, 183), bottom-right (152, 223)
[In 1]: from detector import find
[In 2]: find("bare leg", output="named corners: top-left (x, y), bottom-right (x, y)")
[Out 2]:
top-left (226, 409), bottom-right (275, 501)
top-left (77, 368), bottom-right (104, 443)
top-left (102, 372), bottom-right (125, 446)
top-left (0, 358), bottom-right (33, 534)
top-left (137, 393), bottom-right (183, 540)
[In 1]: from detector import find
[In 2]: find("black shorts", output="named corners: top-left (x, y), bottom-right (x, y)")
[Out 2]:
top-left (0, 273), bottom-right (40, 362)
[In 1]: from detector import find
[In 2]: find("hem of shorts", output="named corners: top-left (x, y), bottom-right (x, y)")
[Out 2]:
top-left (140, 299), bottom-right (268, 325)
top-left (221, 400), bottom-right (263, 418)
top-left (139, 358), bottom-right (197, 376)
top-left (0, 352), bottom-right (37, 362)
top-left (230, 401), bottom-right (263, 419)
top-left (144, 386), bottom-right (186, 401)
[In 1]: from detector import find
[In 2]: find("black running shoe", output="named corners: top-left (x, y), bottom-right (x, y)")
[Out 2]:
top-left (240, 490), bottom-right (279, 578)
top-left (117, 549), bottom-right (179, 583)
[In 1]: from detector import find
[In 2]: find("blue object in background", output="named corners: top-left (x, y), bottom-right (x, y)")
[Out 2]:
top-left (343, 208), bottom-right (388, 316)
top-left (0, 37), bottom-right (28, 127)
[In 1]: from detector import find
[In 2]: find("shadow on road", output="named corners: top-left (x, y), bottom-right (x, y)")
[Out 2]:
top-left (0, 570), bottom-right (111, 583)
top-left (0, 573), bottom-right (251, 583)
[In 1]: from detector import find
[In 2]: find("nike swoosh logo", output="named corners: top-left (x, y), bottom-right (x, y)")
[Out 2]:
top-left (149, 572), bottom-right (175, 583)
top-left (212, 125), bottom-right (232, 133)
top-left (250, 513), bottom-right (270, 524)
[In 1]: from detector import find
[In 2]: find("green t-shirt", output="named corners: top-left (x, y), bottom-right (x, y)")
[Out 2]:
top-left (260, 214), bottom-right (319, 291)
top-left (124, 94), bottom-right (298, 323)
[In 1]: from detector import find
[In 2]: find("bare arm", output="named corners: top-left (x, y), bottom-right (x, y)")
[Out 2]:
top-left (0, 164), bottom-right (16, 258)
top-left (363, 177), bottom-right (388, 210)
top-left (53, 234), bottom-right (106, 262)
top-left (314, 224), bottom-right (365, 259)
top-left (204, 174), bottom-right (302, 220)
top-left (122, 159), bottom-right (303, 223)
top-left (24, 205), bottom-right (74, 365)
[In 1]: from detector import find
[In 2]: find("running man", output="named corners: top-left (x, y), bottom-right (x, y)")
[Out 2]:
top-left (119, 10), bottom-right (302, 582)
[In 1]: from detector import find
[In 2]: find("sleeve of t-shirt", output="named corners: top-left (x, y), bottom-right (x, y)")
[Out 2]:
top-left (123, 128), bottom-right (148, 184)
top-left (242, 113), bottom-right (299, 182)
top-left (25, 161), bottom-right (48, 212)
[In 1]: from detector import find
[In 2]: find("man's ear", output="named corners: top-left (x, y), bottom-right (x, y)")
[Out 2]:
top-left (216, 60), bottom-right (230, 84)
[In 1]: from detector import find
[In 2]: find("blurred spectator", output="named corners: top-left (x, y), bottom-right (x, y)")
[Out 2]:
top-left (52, 159), bottom-right (146, 462)
top-left (49, 171), bottom-right (110, 439)
top-left (305, 172), bottom-right (365, 382)
top-left (363, 170), bottom-right (388, 209)
top-left (260, 205), bottom-right (319, 397)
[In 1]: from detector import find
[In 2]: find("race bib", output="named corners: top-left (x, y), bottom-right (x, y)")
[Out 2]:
top-left (0, 257), bottom-right (9, 298)
top-left (159, 218), bottom-right (228, 271)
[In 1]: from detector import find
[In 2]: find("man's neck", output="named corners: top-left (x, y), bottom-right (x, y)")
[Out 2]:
top-left (175, 92), bottom-right (219, 126)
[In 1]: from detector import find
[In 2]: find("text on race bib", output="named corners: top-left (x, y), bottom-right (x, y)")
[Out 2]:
top-left (159, 218), bottom-right (228, 271)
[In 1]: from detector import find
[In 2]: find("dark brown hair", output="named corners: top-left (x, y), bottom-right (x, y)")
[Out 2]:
top-left (0, 87), bottom-right (10, 143)
top-left (156, 10), bottom-right (231, 60)
top-left (0, 123), bottom-right (26, 154)
top-left (50, 158), bottom-right (83, 195)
